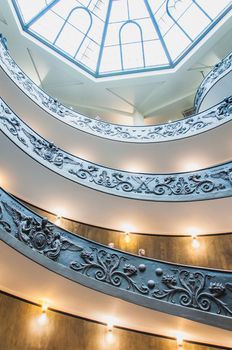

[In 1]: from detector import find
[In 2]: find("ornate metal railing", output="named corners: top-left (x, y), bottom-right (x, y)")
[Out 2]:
top-left (0, 188), bottom-right (231, 330)
top-left (2, 97), bottom-right (232, 201)
top-left (194, 50), bottom-right (232, 112)
top-left (1, 34), bottom-right (232, 143)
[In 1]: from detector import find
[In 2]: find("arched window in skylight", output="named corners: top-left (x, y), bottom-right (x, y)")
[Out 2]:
top-left (53, 7), bottom-right (92, 58)
top-left (119, 21), bottom-right (145, 70)
top-left (166, 0), bottom-right (212, 42)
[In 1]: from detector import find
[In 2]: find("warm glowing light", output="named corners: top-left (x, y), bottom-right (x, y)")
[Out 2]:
top-left (108, 242), bottom-right (115, 249)
top-left (176, 333), bottom-right (184, 346)
top-left (125, 231), bottom-right (130, 243)
top-left (41, 302), bottom-right (49, 313)
top-left (105, 316), bottom-right (117, 331)
top-left (192, 236), bottom-right (200, 249)
top-left (107, 320), bottom-right (114, 332)
top-left (55, 208), bottom-right (66, 219)
top-left (126, 164), bottom-right (142, 172)
top-left (168, 120), bottom-right (172, 123)
top-left (187, 227), bottom-right (200, 236)
top-left (183, 162), bottom-right (200, 172)
top-left (105, 318), bottom-right (115, 343)
top-left (187, 228), bottom-right (201, 249)
top-left (54, 208), bottom-right (66, 224)
top-left (121, 223), bottom-right (135, 233)
top-left (121, 223), bottom-right (135, 243)
top-left (105, 331), bottom-right (114, 344)
top-left (0, 173), bottom-right (6, 188)
top-left (37, 313), bottom-right (48, 326)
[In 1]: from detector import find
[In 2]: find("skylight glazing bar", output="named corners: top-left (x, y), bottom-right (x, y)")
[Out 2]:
top-left (24, 0), bottom-right (61, 28)
top-left (165, 1), bottom-right (193, 42)
top-left (52, 6), bottom-right (93, 60)
top-left (95, 0), bottom-right (113, 75)
top-left (119, 20), bottom-right (146, 70)
top-left (193, 0), bottom-right (213, 22)
top-left (144, 0), bottom-right (173, 66)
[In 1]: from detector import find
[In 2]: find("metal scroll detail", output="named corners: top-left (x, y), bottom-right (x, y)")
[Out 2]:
top-left (0, 189), bottom-right (232, 321)
top-left (70, 249), bottom-right (149, 294)
top-left (153, 270), bottom-right (232, 315)
top-left (1, 98), bottom-right (232, 201)
top-left (194, 51), bottom-right (232, 111)
top-left (2, 201), bottom-right (83, 260)
top-left (1, 35), bottom-right (232, 143)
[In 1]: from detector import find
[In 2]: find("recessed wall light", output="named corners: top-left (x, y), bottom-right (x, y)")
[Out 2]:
top-left (41, 302), bottom-right (49, 313)
top-left (192, 235), bottom-right (200, 249)
top-left (176, 333), bottom-right (184, 349)
top-left (125, 231), bottom-right (130, 243)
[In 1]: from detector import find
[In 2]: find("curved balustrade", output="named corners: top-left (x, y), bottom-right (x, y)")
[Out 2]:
top-left (0, 188), bottom-right (231, 330)
top-left (2, 97), bottom-right (232, 201)
top-left (194, 50), bottom-right (232, 112)
top-left (1, 34), bottom-right (232, 144)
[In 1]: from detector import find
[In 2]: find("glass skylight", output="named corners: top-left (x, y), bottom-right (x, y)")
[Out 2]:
top-left (12, 0), bottom-right (232, 77)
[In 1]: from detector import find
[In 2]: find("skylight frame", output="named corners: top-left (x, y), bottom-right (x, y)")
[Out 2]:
top-left (11, 0), bottom-right (232, 78)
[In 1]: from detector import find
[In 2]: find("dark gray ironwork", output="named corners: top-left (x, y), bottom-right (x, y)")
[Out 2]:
top-left (2, 97), bottom-right (232, 201)
top-left (1, 35), bottom-right (232, 143)
top-left (0, 188), bottom-right (231, 330)
top-left (194, 51), bottom-right (232, 111)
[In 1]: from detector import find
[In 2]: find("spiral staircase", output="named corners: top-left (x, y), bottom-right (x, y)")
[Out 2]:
top-left (0, 1), bottom-right (232, 349)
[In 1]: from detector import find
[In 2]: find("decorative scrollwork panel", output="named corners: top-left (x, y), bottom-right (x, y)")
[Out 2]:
top-left (194, 51), bottom-right (232, 111)
top-left (1, 98), bottom-right (232, 201)
top-left (0, 189), bottom-right (231, 329)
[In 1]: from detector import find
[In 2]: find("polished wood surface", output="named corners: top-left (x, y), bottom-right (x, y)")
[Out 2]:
top-left (25, 202), bottom-right (232, 270)
top-left (0, 292), bottom-right (227, 350)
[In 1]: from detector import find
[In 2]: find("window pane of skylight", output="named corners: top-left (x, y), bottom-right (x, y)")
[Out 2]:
top-left (177, 5), bottom-right (211, 40)
top-left (87, 14), bottom-right (104, 43)
top-left (88, 0), bottom-right (109, 21)
top-left (30, 11), bottom-right (64, 43)
top-left (67, 8), bottom-right (92, 34)
top-left (110, 1), bottom-right (129, 22)
top-left (122, 43), bottom-right (144, 69)
top-left (164, 25), bottom-right (191, 60)
top-left (99, 46), bottom-right (121, 72)
top-left (143, 40), bottom-right (169, 66)
top-left (105, 23), bottom-right (122, 45)
top-left (167, 0), bottom-right (192, 20)
top-left (14, 0), bottom-right (49, 23)
top-left (76, 40), bottom-right (100, 71)
top-left (137, 18), bottom-right (159, 41)
top-left (195, 0), bottom-right (231, 19)
top-left (55, 23), bottom-right (85, 56)
top-left (128, 0), bottom-right (149, 19)
top-left (120, 22), bottom-right (143, 44)
top-left (52, 0), bottom-right (79, 20)
top-left (75, 0), bottom-right (93, 7)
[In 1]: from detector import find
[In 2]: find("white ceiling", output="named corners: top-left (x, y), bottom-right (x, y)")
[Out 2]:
top-left (0, 0), bottom-right (232, 125)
